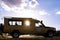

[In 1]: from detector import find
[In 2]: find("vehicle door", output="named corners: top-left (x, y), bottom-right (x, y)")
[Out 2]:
top-left (35, 22), bottom-right (45, 34)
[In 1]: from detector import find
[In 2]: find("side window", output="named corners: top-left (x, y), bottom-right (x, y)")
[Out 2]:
top-left (9, 21), bottom-right (13, 25)
top-left (38, 22), bottom-right (42, 26)
top-left (12, 21), bottom-right (16, 25)
top-left (35, 22), bottom-right (42, 27)
top-left (35, 23), bottom-right (39, 27)
top-left (17, 21), bottom-right (22, 26)
top-left (9, 21), bottom-right (22, 26)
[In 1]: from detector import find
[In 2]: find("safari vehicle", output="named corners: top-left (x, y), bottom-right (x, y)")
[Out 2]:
top-left (0, 17), bottom-right (56, 38)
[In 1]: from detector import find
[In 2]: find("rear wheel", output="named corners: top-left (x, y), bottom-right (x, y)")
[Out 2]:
top-left (11, 31), bottom-right (20, 38)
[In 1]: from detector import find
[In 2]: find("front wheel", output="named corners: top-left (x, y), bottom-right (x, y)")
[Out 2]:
top-left (44, 31), bottom-right (54, 37)
top-left (48, 32), bottom-right (54, 37)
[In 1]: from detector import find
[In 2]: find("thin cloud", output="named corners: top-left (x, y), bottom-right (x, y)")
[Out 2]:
top-left (39, 10), bottom-right (49, 15)
top-left (56, 11), bottom-right (60, 14)
top-left (0, 0), bottom-right (39, 11)
top-left (1, 0), bottom-right (27, 11)
top-left (13, 10), bottom-right (49, 19)
top-left (2, 0), bottom-right (24, 7)
top-left (0, 0), bottom-right (49, 20)
top-left (29, 0), bottom-right (39, 8)
top-left (1, 2), bottom-right (11, 11)
top-left (0, 0), bottom-right (49, 17)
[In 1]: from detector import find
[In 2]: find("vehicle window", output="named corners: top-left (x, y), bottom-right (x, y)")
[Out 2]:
top-left (17, 21), bottom-right (22, 25)
top-left (35, 22), bottom-right (42, 27)
top-left (38, 22), bottom-right (42, 26)
top-left (9, 21), bottom-right (22, 26)
top-left (9, 21), bottom-right (13, 25)
top-left (35, 23), bottom-right (39, 27)
top-left (13, 21), bottom-right (16, 25)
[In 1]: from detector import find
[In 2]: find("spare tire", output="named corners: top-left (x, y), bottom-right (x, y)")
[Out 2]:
top-left (0, 23), bottom-right (4, 32)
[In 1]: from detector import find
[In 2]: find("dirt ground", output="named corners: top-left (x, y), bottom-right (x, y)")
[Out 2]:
top-left (0, 37), bottom-right (60, 40)
top-left (0, 33), bottom-right (60, 40)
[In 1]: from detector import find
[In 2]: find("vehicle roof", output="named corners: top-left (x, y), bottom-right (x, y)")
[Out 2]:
top-left (4, 17), bottom-right (40, 22)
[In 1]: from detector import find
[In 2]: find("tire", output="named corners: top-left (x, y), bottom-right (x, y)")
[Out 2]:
top-left (0, 24), bottom-right (4, 32)
top-left (48, 32), bottom-right (54, 37)
top-left (11, 31), bottom-right (20, 38)
top-left (44, 31), bottom-right (54, 37)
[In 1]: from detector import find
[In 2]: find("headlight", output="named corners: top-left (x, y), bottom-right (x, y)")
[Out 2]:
top-left (25, 20), bottom-right (30, 26)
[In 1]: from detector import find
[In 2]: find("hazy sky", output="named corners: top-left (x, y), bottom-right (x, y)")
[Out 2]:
top-left (0, 0), bottom-right (60, 30)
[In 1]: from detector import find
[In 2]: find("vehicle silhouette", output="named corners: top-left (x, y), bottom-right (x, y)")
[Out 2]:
top-left (0, 17), bottom-right (56, 38)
